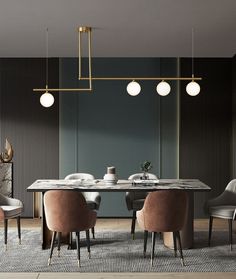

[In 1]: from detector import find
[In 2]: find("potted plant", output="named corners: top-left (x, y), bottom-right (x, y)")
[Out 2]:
top-left (140, 161), bottom-right (152, 180)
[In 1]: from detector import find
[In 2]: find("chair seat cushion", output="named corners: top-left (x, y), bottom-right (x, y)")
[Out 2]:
top-left (1, 205), bottom-right (23, 218)
top-left (132, 199), bottom-right (145, 211)
top-left (210, 205), bottom-right (236, 219)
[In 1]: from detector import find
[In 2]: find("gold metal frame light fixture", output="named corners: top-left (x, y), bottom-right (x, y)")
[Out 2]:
top-left (34, 26), bottom-right (202, 106)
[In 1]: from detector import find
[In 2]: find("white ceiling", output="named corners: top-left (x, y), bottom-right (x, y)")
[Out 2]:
top-left (0, 0), bottom-right (235, 57)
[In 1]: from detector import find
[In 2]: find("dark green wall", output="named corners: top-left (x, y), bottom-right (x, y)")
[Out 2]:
top-left (59, 58), bottom-right (178, 217)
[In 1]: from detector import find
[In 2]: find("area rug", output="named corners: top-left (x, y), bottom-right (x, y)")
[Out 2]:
top-left (0, 229), bottom-right (235, 272)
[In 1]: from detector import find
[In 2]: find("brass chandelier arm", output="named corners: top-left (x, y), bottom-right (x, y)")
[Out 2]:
top-left (79, 77), bottom-right (202, 81)
top-left (77, 26), bottom-right (202, 83)
top-left (33, 88), bottom-right (92, 92)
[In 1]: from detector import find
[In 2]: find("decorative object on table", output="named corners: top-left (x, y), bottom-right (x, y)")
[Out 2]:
top-left (0, 162), bottom-right (13, 197)
top-left (103, 166), bottom-right (118, 185)
top-left (133, 179), bottom-right (159, 185)
top-left (0, 139), bottom-right (13, 163)
top-left (140, 161), bottom-right (153, 180)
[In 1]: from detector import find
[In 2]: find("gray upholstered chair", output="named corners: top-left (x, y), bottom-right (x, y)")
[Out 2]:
top-left (137, 190), bottom-right (187, 267)
top-left (65, 173), bottom-right (101, 238)
top-left (205, 179), bottom-right (236, 251)
top-left (125, 173), bottom-right (158, 239)
top-left (44, 190), bottom-right (97, 267)
top-left (0, 192), bottom-right (23, 250)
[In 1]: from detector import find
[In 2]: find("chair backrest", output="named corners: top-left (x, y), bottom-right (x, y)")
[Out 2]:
top-left (44, 190), bottom-right (96, 233)
top-left (139, 190), bottom-right (188, 232)
top-left (225, 179), bottom-right (236, 193)
top-left (220, 179), bottom-right (236, 205)
top-left (65, 173), bottom-right (99, 202)
top-left (126, 173), bottom-right (158, 201)
top-left (128, 173), bottom-right (158, 180)
top-left (65, 173), bottom-right (95, 180)
top-left (205, 179), bottom-right (236, 213)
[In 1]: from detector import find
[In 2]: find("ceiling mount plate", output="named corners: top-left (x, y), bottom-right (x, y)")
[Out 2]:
top-left (78, 26), bottom-right (91, 33)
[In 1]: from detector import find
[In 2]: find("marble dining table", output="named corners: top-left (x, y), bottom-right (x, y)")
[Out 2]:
top-left (27, 178), bottom-right (211, 249)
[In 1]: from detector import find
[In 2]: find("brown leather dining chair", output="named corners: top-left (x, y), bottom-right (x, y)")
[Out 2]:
top-left (137, 190), bottom-right (188, 267)
top-left (44, 190), bottom-right (97, 268)
top-left (65, 173), bottom-right (101, 239)
top-left (125, 173), bottom-right (158, 239)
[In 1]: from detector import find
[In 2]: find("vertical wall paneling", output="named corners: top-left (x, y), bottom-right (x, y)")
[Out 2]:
top-left (0, 58), bottom-right (59, 217)
top-left (180, 58), bottom-right (232, 218)
top-left (160, 58), bottom-right (179, 178)
top-left (59, 58), bottom-right (78, 177)
top-left (232, 55), bottom-right (236, 178)
top-left (59, 58), bottom-right (178, 217)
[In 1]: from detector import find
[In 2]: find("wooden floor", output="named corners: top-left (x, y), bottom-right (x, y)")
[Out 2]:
top-left (0, 218), bottom-right (235, 279)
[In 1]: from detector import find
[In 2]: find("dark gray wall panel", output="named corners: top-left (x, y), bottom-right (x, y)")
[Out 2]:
top-left (232, 55), bottom-right (236, 178)
top-left (0, 58), bottom-right (59, 217)
top-left (59, 58), bottom-right (178, 217)
top-left (180, 58), bottom-right (232, 218)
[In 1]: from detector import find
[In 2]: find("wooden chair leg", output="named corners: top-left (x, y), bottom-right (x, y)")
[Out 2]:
top-left (91, 227), bottom-right (95, 239)
top-left (57, 232), bottom-right (61, 257)
top-left (228, 219), bottom-right (233, 251)
top-left (131, 210), bottom-right (136, 240)
top-left (17, 216), bottom-right (21, 245)
top-left (48, 231), bottom-right (57, 266)
top-left (75, 231), bottom-right (81, 267)
top-left (173, 232), bottom-right (177, 257)
top-left (208, 216), bottom-right (213, 246)
top-left (143, 230), bottom-right (148, 258)
top-left (176, 231), bottom-right (185, 266)
top-left (86, 230), bottom-right (91, 259)
top-left (151, 232), bottom-right (156, 267)
top-left (4, 219), bottom-right (8, 251)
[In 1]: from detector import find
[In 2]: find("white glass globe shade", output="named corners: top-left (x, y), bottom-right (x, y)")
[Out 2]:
top-left (186, 81), bottom-right (200, 96)
top-left (126, 81), bottom-right (141, 96)
top-left (156, 81), bottom-right (171, 96)
top-left (40, 92), bottom-right (54, 108)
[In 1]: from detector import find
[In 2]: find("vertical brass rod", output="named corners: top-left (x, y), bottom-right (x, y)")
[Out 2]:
top-left (78, 30), bottom-right (82, 79)
top-left (88, 28), bottom-right (92, 89)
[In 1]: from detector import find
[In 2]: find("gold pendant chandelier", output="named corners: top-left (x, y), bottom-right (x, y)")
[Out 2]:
top-left (34, 26), bottom-right (202, 107)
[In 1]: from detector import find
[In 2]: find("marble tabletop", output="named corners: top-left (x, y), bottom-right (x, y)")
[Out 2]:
top-left (27, 179), bottom-right (211, 192)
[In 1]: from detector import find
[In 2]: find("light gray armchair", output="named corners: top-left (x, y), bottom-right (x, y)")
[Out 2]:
top-left (0, 192), bottom-right (23, 250)
top-left (125, 173), bottom-right (158, 239)
top-left (65, 173), bottom-right (101, 238)
top-left (205, 179), bottom-right (236, 250)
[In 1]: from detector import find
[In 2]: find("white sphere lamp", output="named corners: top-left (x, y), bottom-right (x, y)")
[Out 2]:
top-left (127, 80), bottom-right (141, 96)
top-left (40, 91), bottom-right (54, 108)
top-left (186, 81), bottom-right (200, 96)
top-left (156, 81), bottom-right (171, 96)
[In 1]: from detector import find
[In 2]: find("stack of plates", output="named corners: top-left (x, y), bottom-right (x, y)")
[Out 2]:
top-left (103, 174), bottom-right (118, 185)
top-left (133, 179), bottom-right (159, 185)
